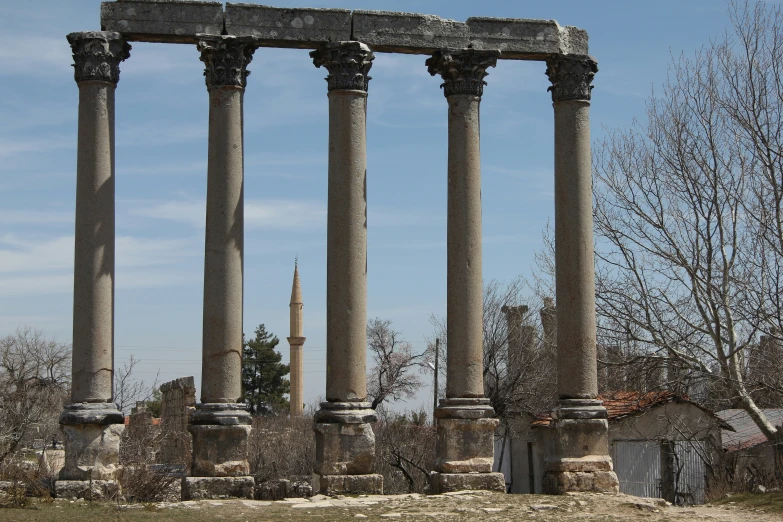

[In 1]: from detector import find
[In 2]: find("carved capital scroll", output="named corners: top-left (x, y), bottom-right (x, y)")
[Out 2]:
top-left (311, 42), bottom-right (375, 93)
top-left (426, 49), bottom-right (499, 98)
top-left (197, 35), bottom-right (256, 89)
top-left (545, 55), bottom-right (598, 102)
top-left (67, 31), bottom-right (131, 85)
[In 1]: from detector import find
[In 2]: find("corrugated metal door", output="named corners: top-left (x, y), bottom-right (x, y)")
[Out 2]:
top-left (673, 441), bottom-right (706, 505)
top-left (613, 441), bottom-right (661, 498)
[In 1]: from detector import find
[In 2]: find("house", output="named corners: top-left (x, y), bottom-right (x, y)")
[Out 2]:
top-left (498, 391), bottom-right (730, 504)
top-left (716, 408), bottom-right (783, 481)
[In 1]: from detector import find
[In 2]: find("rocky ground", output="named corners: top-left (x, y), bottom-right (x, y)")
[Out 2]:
top-left (1, 490), bottom-right (781, 521)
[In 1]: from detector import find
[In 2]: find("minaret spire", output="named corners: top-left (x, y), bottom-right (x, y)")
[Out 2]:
top-left (288, 260), bottom-right (305, 416)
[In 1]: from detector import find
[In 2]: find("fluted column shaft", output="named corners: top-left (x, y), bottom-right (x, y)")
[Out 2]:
top-left (198, 36), bottom-right (255, 405)
top-left (313, 42), bottom-right (374, 403)
top-left (68, 31), bottom-right (130, 405)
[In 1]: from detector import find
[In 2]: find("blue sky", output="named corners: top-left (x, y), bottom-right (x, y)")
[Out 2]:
top-left (0, 0), bottom-right (755, 411)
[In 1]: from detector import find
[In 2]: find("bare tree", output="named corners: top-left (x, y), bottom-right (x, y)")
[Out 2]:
top-left (592, 0), bottom-right (783, 456)
top-left (0, 327), bottom-right (70, 465)
top-left (114, 355), bottom-right (159, 415)
top-left (366, 318), bottom-right (424, 410)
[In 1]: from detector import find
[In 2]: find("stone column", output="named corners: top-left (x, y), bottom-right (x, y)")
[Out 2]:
top-left (310, 42), bottom-right (382, 495)
top-left (184, 35), bottom-right (256, 501)
top-left (426, 49), bottom-right (505, 494)
top-left (56, 31), bottom-right (129, 500)
top-left (501, 305), bottom-right (528, 379)
top-left (542, 54), bottom-right (619, 494)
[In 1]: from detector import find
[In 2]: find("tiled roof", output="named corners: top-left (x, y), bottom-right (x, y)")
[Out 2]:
top-left (532, 391), bottom-right (727, 428)
top-left (716, 409), bottom-right (783, 451)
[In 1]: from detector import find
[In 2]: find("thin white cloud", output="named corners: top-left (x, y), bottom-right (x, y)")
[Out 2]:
top-left (0, 35), bottom-right (71, 77)
top-left (0, 210), bottom-right (73, 225)
top-left (132, 198), bottom-right (327, 230)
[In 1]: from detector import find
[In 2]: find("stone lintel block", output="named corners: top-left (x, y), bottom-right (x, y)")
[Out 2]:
top-left (313, 473), bottom-right (383, 495)
top-left (545, 455), bottom-right (614, 473)
top-left (550, 418), bottom-right (609, 459)
top-left (430, 472), bottom-right (505, 494)
top-left (466, 17), bottom-right (589, 60)
top-left (435, 417), bottom-right (498, 473)
top-left (352, 10), bottom-right (469, 55)
top-left (314, 422), bottom-right (376, 475)
top-left (541, 470), bottom-right (619, 495)
top-left (182, 476), bottom-right (254, 500)
top-left (54, 480), bottom-right (119, 500)
top-left (189, 424), bottom-right (251, 476)
top-left (225, 4), bottom-right (351, 48)
top-left (59, 423), bottom-right (123, 481)
top-left (100, 1), bottom-right (224, 44)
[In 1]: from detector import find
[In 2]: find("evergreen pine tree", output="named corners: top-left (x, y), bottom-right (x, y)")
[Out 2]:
top-left (242, 324), bottom-right (290, 415)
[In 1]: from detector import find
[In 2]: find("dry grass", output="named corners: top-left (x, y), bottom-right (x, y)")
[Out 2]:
top-left (710, 492), bottom-right (783, 513)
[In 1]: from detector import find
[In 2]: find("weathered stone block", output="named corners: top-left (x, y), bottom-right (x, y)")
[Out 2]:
top-left (466, 17), bottom-right (560, 59)
top-left (314, 422), bottom-right (375, 475)
top-left (549, 418), bottom-right (609, 459)
top-left (541, 470), bottom-right (619, 495)
top-left (352, 10), bottom-right (469, 54)
top-left (54, 480), bottom-right (119, 500)
top-left (59, 423), bottom-right (124, 481)
top-left (434, 417), bottom-right (498, 473)
top-left (182, 476), bottom-right (254, 500)
top-left (225, 4), bottom-right (351, 48)
top-left (100, 1), bottom-right (223, 43)
top-left (313, 473), bottom-right (383, 495)
top-left (189, 424), bottom-right (251, 476)
top-left (430, 472), bottom-right (505, 494)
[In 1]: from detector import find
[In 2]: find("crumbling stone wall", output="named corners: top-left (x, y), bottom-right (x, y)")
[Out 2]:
top-left (159, 376), bottom-right (196, 470)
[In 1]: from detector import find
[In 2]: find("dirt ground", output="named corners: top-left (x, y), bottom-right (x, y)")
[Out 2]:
top-left (1, 490), bottom-right (781, 521)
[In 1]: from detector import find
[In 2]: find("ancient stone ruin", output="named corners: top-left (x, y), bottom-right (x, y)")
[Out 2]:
top-left (159, 377), bottom-right (196, 471)
top-left (58, 0), bottom-right (618, 500)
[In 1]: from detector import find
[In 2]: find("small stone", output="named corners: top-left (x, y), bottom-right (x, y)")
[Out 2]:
top-left (355, 515), bottom-right (368, 519)
top-left (530, 504), bottom-right (559, 511)
top-left (380, 514), bottom-right (402, 518)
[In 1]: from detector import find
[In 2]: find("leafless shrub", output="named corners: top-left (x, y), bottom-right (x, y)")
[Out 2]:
top-left (248, 414), bottom-right (314, 483)
top-left (374, 407), bottom-right (436, 494)
top-left (0, 327), bottom-right (69, 466)
top-left (118, 416), bottom-right (180, 503)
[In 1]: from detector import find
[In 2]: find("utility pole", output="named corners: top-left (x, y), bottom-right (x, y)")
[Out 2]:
top-left (433, 338), bottom-right (439, 417)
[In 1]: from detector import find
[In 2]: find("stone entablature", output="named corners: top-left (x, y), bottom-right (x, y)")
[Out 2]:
top-left (100, 2), bottom-right (588, 58)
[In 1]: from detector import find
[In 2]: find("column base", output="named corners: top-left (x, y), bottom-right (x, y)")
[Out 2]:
top-left (542, 399), bottom-right (619, 494)
top-left (542, 470), bottom-right (619, 494)
top-left (188, 403), bottom-right (252, 477)
top-left (182, 476), bottom-right (254, 500)
top-left (430, 472), bottom-right (506, 494)
top-left (54, 479), bottom-right (119, 500)
top-left (58, 403), bottom-right (125, 481)
top-left (313, 401), bottom-right (382, 494)
top-left (433, 398), bottom-right (501, 491)
top-left (312, 473), bottom-right (383, 495)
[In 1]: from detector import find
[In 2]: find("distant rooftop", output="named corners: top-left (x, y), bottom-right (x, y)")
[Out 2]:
top-left (533, 391), bottom-right (730, 429)
top-left (716, 409), bottom-right (783, 451)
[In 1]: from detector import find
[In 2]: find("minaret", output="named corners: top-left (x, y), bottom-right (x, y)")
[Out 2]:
top-left (288, 260), bottom-right (305, 416)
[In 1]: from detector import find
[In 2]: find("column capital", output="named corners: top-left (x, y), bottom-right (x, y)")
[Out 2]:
top-left (67, 31), bottom-right (130, 85)
top-left (311, 42), bottom-right (374, 93)
top-left (426, 49), bottom-right (499, 98)
top-left (197, 35), bottom-right (256, 89)
top-left (545, 54), bottom-right (598, 103)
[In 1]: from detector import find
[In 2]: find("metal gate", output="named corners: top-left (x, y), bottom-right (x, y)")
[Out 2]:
top-left (613, 441), bottom-right (661, 498)
top-left (672, 441), bottom-right (706, 505)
